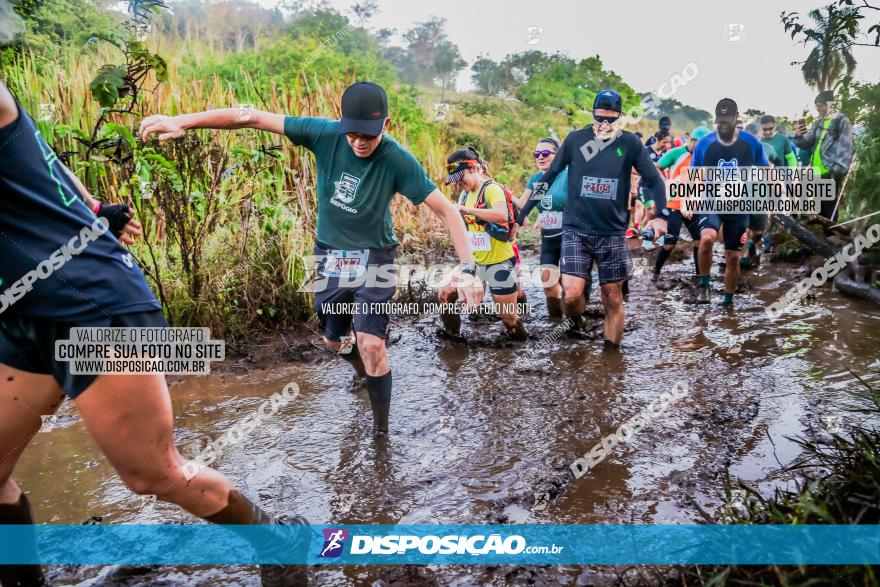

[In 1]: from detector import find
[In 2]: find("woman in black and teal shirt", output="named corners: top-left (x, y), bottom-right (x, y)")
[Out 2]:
top-left (515, 138), bottom-right (569, 318)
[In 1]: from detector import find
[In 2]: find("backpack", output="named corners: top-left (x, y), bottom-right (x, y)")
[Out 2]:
top-left (461, 180), bottom-right (520, 243)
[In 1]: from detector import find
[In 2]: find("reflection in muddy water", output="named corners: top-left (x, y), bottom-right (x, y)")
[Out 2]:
top-left (18, 246), bottom-right (880, 585)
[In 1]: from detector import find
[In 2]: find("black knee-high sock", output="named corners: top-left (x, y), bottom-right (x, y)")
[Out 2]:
top-left (366, 372), bottom-right (392, 436)
top-left (692, 248), bottom-right (700, 275)
top-left (654, 248), bottom-right (672, 274)
top-left (338, 339), bottom-right (367, 377)
top-left (0, 492), bottom-right (47, 587)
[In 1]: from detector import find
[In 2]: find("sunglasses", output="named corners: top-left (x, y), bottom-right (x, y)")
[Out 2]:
top-left (446, 160), bottom-right (479, 174)
top-left (593, 114), bottom-right (620, 124)
top-left (533, 150), bottom-right (556, 159)
top-left (445, 159), bottom-right (480, 184)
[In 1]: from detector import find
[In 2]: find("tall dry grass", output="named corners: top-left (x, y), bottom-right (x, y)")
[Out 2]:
top-left (6, 46), bottom-right (453, 339)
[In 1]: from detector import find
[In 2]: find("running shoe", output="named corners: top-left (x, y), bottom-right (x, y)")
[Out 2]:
top-left (625, 228), bottom-right (637, 239)
top-left (642, 239), bottom-right (657, 251)
top-left (762, 235), bottom-right (774, 253)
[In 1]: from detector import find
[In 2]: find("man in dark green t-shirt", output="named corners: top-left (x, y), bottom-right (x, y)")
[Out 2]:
top-left (759, 115), bottom-right (797, 168)
top-left (739, 114), bottom-right (800, 268)
top-left (140, 82), bottom-right (480, 438)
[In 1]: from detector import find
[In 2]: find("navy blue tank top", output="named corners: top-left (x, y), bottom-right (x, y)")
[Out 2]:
top-left (0, 102), bottom-right (160, 320)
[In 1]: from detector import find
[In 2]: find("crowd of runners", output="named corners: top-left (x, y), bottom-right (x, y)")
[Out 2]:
top-left (0, 60), bottom-right (855, 586)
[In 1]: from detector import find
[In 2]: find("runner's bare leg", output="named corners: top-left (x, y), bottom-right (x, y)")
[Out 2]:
top-left (562, 274), bottom-right (587, 317)
top-left (0, 366), bottom-right (66, 505)
top-left (601, 282), bottom-right (625, 345)
top-left (698, 229), bottom-right (718, 277)
top-left (74, 373), bottom-right (235, 517)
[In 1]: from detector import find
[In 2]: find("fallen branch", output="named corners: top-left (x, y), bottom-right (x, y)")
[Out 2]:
top-left (777, 216), bottom-right (880, 306)
top-left (834, 263), bottom-right (880, 304)
top-left (775, 215), bottom-right (837, 257)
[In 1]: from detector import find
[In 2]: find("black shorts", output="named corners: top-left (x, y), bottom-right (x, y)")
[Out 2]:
top-left (0, 310), bottom-right (169, 399)
top-left (695, 213), bottom-right (749, 251)
top-left (313, 244), bottom-right (398, 341)
top-left (749, 214), bottom-right (768, 232)
top-left (539, 232), bottom-right (563, 266)
top-left (476, 258), bottom-right (518, 296)
top-left (663, 210), bottom-right (701, 246)
top-left (560, 231), bottom-right (632, 285)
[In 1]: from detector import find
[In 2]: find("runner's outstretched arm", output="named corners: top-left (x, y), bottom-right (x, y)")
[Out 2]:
top-left (516, 187), bottom-right (534, 213)
top-left (423, 189), bottom-right (474, 264)
top-left (139, 109), bottom-right (286, 141)
top-left (517, 190), bottom-right (541, 226)
top-left (423, 190), bottom-right (482, 307)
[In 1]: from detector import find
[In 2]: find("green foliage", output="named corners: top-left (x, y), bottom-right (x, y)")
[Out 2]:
top-left (83, 2), bottom-right (168, 111)
top-left (516, 55), bottom-right (640, 127)
top-left (781, 2), bottom-right (870, 92)
top-left (841, 82), bottom-right (880, 217)
top-left (89, 65), bottom-right (126, 107)
top-left (383, 16), bottom-right (466, 92)
top-left (469, 51), bottom-right (644, 128)
top-left (13, 0), bottom-right (119, 51)
top-left (190, 10), bottom-right (395, 92)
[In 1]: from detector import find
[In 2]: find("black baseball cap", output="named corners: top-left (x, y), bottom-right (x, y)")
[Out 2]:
top-left (339, 82), bottom-right (388, 137)
top-left (593, 89), bottom-right (622, 112)
top-left (659, 116), bottom-right (672, 130)
top-left (715, 98), bottom-right (738, 124)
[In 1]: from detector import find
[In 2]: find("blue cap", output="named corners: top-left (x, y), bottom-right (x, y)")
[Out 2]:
top-left (593, 90), bottom-right (622, 113)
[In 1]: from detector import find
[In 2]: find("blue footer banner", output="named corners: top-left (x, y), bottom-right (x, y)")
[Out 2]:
top-left (1, 524), bottom-right (878, 565)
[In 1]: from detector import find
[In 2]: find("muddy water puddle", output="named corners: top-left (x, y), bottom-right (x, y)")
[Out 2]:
top-left (17, 245), bottom-right (880, 585)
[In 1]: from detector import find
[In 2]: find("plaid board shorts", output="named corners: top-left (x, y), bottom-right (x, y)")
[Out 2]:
top-left (560, 230), bottom-right (632, 285)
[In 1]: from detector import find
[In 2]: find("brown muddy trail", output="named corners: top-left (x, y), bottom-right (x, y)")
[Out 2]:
top-left (17, 243), bottom-right (880, 586)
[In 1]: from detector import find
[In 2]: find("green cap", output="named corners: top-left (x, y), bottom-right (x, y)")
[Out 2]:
top-left (691, 126), bottom-right (711, 140)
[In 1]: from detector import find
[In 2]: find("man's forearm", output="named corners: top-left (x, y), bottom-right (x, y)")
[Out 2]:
top-left (648, 177), bottom-right (667, 210)
top-left (176, 109), bottom-right (254, 132)
top-left (444, 209), bottom-right (473, 264)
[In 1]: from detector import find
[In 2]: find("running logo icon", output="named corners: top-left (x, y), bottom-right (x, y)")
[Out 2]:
top-left (319, 528), bottom-right (349, 558)
top-left (332, 173), bottom-right (360, 205)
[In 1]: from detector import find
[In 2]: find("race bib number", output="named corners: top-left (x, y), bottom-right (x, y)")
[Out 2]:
top-left (467, 231), bottom-right (492, 252)
top-left (538, 211), bottom-right (563, 229)
top-left (323, 249), bottom-right (369, 277)
top-left (580, 176), bottom-right (618, 200)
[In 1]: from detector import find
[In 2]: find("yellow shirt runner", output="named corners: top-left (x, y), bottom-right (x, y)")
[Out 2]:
top-left (460, 181), bottom-right (515, 266)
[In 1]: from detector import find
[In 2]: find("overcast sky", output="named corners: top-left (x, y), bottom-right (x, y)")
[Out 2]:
top-left (258, 0), bottom-right (880, 118)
